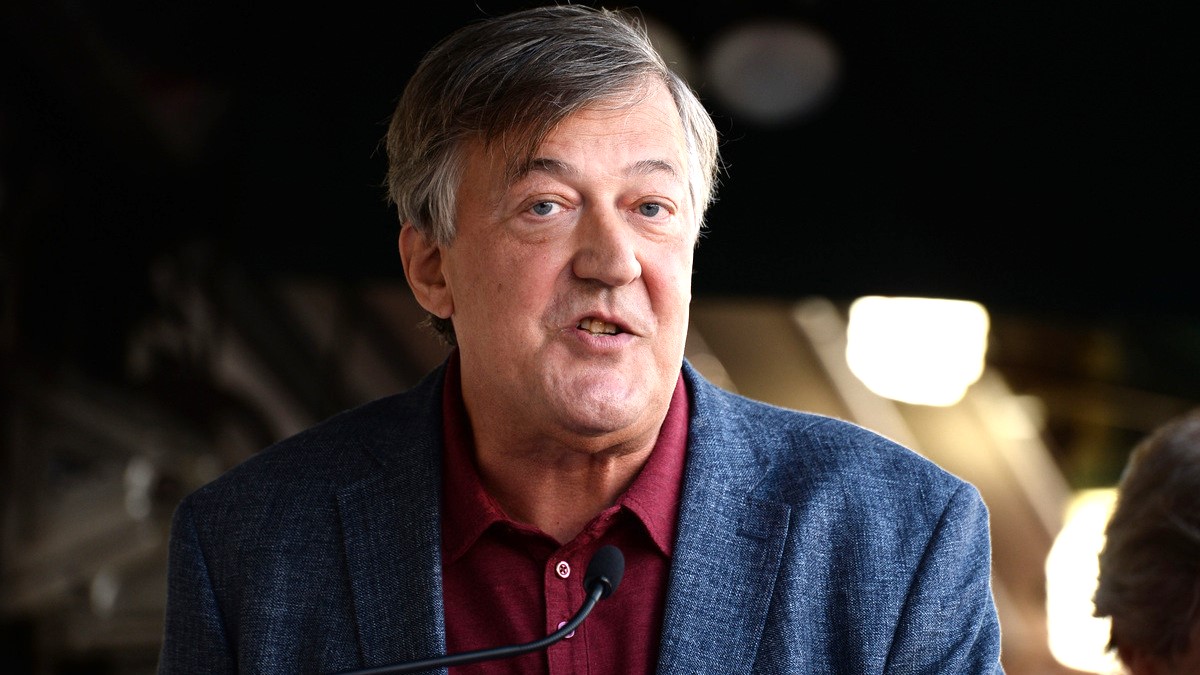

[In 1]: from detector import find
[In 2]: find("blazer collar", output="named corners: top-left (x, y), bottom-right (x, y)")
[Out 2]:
top-left (337, 364), bottom-right (448, 668)
top-left (657, 362), bottom-right (793, 674)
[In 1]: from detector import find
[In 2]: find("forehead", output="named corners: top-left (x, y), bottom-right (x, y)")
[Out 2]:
top-left (492, 79), bottom-right (688, 181)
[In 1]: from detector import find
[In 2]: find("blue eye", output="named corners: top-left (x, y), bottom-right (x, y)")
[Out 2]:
top-left (531, 201), bottom-right (556, 216)
top-left (639, 203), bottom-right (663, 217)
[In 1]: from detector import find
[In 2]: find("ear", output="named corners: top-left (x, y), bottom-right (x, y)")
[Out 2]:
top-left (398, 223), bottom-right (453, 320)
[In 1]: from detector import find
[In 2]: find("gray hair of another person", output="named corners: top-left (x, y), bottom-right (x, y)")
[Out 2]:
top-left (1093, 407), bottom-right (1200, 660)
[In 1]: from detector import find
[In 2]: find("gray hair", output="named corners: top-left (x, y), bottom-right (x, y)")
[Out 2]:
top-left (383, 4), bottom-right (721, 344)
top-left (1093, 407), bottom-right (1200, 663)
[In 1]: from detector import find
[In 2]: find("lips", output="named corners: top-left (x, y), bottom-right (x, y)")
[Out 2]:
top-left (577, 318), bottom-right (620, 335)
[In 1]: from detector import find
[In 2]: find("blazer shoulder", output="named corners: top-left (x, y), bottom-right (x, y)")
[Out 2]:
top-left (184, 363), bottom-right (446, 508)
top-left (682, 362), bottom-right (975, 505)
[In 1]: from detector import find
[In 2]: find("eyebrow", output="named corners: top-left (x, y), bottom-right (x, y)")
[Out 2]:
top-left (515, 156), bottom-right (682, 182)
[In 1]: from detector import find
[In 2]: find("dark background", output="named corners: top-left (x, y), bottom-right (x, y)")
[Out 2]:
top-left (2, 0), bottom-right (1198, 419)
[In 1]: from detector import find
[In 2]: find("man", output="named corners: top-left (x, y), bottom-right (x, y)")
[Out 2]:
top-left (158, 5), bottom-right (1004, 673)
top-left (1094, 407), bottom-right (1200, 674)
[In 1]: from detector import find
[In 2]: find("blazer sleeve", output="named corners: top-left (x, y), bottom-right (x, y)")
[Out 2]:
top-left (157, 497), bottom-right (236, 674)
top-left (886, 482), bottom-right (1004, 673)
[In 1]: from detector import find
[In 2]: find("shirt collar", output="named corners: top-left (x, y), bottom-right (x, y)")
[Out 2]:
top-left (440, 350), bottom-right (689, 564)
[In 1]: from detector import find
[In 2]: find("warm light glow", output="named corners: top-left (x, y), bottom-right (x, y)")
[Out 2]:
top-left (1045, 488), bottom-right (1122, 674)
top-left (845, 296), bottom-right (989, 406)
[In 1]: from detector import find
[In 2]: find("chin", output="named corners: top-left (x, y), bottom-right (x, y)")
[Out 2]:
top-left (557, 391), bottom-right (647, 436)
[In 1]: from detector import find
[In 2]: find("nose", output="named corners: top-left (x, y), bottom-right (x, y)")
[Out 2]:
top-left (571, 208), bottom-right (641, 287)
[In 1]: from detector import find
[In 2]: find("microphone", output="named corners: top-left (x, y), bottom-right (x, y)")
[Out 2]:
top-left (339, 545), bottom-right (624, 674)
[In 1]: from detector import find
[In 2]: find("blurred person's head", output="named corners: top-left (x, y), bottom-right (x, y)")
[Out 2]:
top-left (1094, 408), bottom-right (1200, 674)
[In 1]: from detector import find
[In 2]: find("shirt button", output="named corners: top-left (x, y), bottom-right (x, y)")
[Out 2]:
top-left (555, 560), bottom-right (571, 578)
top-left (557, 620), bottom-right (575, 639)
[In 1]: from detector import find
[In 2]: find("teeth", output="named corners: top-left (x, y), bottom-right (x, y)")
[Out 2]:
top-left (578, 318), bottom-right (619, 335)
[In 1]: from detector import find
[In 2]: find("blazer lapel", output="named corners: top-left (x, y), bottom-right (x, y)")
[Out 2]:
top-left (338, 465), bottom-right (446, 669)
top-left (657, 366), bottom-right (792, 674)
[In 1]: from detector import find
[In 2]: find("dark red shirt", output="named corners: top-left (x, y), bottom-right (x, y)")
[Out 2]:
top-left (440, 352), bottom-right (688, 674)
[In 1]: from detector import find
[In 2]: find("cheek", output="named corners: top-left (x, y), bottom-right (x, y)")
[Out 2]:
top-left (445, 248), bottom-right (501, 321)
top-left (647, 245), bottom-right (695, 304)
top-left (462, 246), bottom-right (565, 316)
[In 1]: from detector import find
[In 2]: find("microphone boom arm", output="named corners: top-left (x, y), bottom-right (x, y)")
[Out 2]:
top-left (335, 544), bottom-right (624, 675)
top-left (352, 583), bottom-right (604, 674)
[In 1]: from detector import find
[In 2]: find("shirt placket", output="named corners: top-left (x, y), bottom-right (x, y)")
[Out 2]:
top-left (545, 550), bottom-right (589, 674)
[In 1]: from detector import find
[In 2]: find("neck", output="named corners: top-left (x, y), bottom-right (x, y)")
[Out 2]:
top-left (473, 437), bottom-right (654, 544)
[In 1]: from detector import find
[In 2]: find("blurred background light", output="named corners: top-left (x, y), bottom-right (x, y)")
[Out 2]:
top-left (643, 15), bottom-right (695, 83)
top-left (1045, 488), bottom-right (1121, 674)
top-left (703, 19), bottom-right (841, 126)
top-left (845, 296), bottom-right (989, 407)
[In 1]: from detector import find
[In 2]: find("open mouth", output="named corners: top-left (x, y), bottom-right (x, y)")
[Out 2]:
top-left (577, 318), bottom-right (620, 335)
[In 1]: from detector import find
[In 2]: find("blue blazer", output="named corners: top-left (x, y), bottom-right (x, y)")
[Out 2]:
top-left (159, 360), bottom-right (1004, 673)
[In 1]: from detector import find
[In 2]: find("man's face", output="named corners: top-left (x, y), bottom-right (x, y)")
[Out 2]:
top-left (440, 80), bottom-right (696, 450)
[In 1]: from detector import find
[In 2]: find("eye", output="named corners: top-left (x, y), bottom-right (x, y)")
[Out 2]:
top-left (530, 201), bottom-right (559, 216)
top-left (638, 202), bottom-right (664, 218)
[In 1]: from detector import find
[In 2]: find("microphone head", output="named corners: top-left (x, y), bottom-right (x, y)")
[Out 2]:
top-left (584, 545), bottom-right (625, 599)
